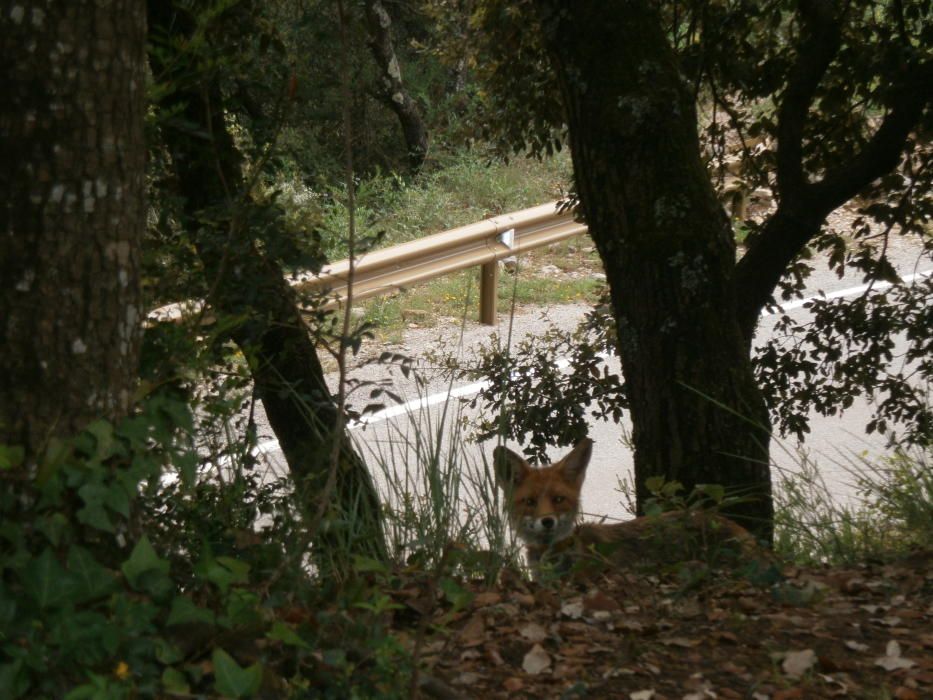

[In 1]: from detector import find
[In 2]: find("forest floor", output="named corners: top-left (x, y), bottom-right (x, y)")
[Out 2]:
top-left (403, 551), bottom-right (933, 700)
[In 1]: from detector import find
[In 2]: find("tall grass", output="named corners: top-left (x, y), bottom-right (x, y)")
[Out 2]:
top-left (357, 369), bottom-right (522, 581)
top-left (774, 445), bottom-right (933, 565)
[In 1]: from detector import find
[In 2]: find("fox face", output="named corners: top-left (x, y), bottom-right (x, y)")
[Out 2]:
top-left (494, 439), bottom-right (592, 548)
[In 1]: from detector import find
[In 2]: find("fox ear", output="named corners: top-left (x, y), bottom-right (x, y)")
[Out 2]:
top-left (558, 438), bottom-right (592, 485)
top-left (493, 445), bottom-right (530, 490)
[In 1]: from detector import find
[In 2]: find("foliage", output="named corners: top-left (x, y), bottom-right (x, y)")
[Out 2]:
top-left (454, 301), bottom-right (623, 462)
top-left (756, 274), bottom-right (933, 446)
top-left (775, 446), bottom-right (933, 565)
top-left (0, 394), bottom-right (417, 698)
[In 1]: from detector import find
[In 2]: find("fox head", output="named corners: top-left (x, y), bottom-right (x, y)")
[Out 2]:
top-left (493, 439), bottom-right (592, 547)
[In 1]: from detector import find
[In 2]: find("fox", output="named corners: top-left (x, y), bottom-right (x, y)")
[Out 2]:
top-left (493, 438), bottom-right (765, 577)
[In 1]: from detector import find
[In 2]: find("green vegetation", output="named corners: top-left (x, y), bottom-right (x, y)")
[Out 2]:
top-left (775, 447), bottom-right (933, 565)
top-left (5, 0), bottom-right (931, 697)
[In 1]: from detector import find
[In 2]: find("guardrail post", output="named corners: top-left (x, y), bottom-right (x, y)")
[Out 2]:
top-left (479, 261), bottom-right (498, 325)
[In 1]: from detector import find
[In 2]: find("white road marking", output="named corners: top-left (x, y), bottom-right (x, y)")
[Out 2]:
top-left (251, 269), bottom-right (931, 456)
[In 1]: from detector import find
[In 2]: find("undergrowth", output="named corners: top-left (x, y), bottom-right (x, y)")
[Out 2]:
top-left (774, 445), bottom-right (933, 565)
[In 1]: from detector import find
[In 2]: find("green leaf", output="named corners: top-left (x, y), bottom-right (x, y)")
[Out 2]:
top-left (21, 548), bottom-right (71, 609)
top-left (438, 577), bottom-right (473, 611)
top-left (77, 483), bottom-right (115, 533)
top-left (0, 659), bottom-right (29, 699)
top-left (154, 638), bottom-right (184, 665)
top-left (0, 445), bottom-right (24, 471)
top-left (212, 648), bottom-right (262, 699)
top-left (84, 420), bottom-right (119, 460)
top-left (104, 482), bottom-right (131, 518)
top-left (67, 546), bottom-right (117, 603)
top-left (645, 476), bottom-right (665, 494)
top-left (696, 483), bottom-right (725, 504)
top-left (121, 535), bottom-right (169, 590)
top-left (161, 668), bottom-right (190, 694)
top-left (167, 595), bottom-right (216, 627)
top-left (352, 555), bottom-right (389, 574)
top-left (267, 621), bottom-right (311, 649)
top-left (36, 437), bottom-right (70, 485)
top-left (197, 555), bottom-right (249, 594)
top-left (225, 588), bottom-right (260, 628)
top-left (36, 512), bottom-right (69, 547)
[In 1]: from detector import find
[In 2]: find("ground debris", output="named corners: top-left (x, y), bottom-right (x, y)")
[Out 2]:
top-left (412, 551), bottom-right (933, 699)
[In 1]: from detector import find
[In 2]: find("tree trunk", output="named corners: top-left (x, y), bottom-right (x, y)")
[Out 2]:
top-left (539, 2), bottom-right (773, 542)
top-left (364, 0), bottom-right (429, 171)
top-left (148, 2), bottom-right (387, 568)
top-left (0, 0), bottom-right (147, 460)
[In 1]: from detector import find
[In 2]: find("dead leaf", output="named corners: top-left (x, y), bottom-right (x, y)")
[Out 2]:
top-left (560, 599), bottom-right (584, 619)
top-left (458, 614), bottom-right (485, 647)
top-left (518, 622), bottom-right (548, 643)
top-left (629, 691), bottom-right (655, 700)
top-left (893, 688), bottom-right (919, 700)
top-left (774, 689), bottom-right (805, 700)
top-left (503, 677), bottom-right (524, 692)
top-left (874, 640), bottom-right (916, 671)
top-left (844, 640), bottom-right (869, 652)
top-left (473, 591), bottom-right (501, 608)
top-left (453, 671), bottom-right (481, 686)
top-left (715, 630), bottom-right (739, 644)
top-left (782, 649), bottom-right (817, 679)
top-left (583, 589), bottom-right (620, 613)
top-left (660, 636), bottom-right (700, 648)
top-left (522, 644), bottom-right (551, 675)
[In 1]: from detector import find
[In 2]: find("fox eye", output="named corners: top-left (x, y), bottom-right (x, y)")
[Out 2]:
top-left (552, 496), bottom-right (565, 504)
top-left (522, 497), bottom-right (536, 507)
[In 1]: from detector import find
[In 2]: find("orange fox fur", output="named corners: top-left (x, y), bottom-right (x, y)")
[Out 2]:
top-left (494, 438), bottom-right (763, 576)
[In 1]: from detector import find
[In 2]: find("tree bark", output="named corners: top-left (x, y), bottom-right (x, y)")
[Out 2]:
top-left (0, 0), bottom-right (147, 460)
top-left (539, 2), bottom-right (773, 541)
top-left (364, 0), bottom-right (429, 170)
top-left (148, 2), bottom-right (387, 567)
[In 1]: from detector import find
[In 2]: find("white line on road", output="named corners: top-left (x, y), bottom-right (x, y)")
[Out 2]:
top-left (252, 269), bottom-right (931, 456)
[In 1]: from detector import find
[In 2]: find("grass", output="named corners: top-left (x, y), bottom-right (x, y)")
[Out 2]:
top-left (774, 445), bottom-right (933, 565)
top-left (352, 234), bottom-right (605, 342)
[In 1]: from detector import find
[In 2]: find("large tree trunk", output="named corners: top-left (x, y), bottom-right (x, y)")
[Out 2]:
top-left (539, 2), bottom-right (773, 542)
top-left (148, 2), bottom-right (386, 568)
top-left (0, 0), bottom-right (147, 460)
top-left (364, 0), bottom-right (429, 170)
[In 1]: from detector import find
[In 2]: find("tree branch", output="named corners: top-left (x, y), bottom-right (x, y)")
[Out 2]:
top-left (363, 0), bottom-right (429, 170)
top-left (775, 0), bottom-right (842, 201)
top-left (810, 59), bottom-right (933, 209)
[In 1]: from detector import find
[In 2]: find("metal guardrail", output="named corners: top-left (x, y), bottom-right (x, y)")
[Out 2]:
top-left (149, 201), bottom-right (586, 326)
top-left (297, 201), bottom-right (585, 325)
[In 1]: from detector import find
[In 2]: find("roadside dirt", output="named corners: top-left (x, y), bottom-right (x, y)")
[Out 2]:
top-left (399, 551), bottom-right (933, 700)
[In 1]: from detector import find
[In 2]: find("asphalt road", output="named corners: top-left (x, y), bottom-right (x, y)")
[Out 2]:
top-left (251, 237), bottom-right (931, 525)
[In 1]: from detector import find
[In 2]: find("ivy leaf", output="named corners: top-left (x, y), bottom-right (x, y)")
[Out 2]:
top-left (84, 420), bottom-right (121, 460)
top-left (267, 621), bottom-right (311, 649)
top-left (67, 546), bottom-right (117, 603)
top-left (121, 535), bottom-right (170, 591)
top-left (166, 595), bottom-right (216, 627)
top-left (212, 648), bottom-right (262, 698)
top-left (161, 668), bottom-right (190, 695)
top-left (0, 444), bottom-right (24, 471)
top-left (197, 555), bottom-right (250, 594)
top-left (76, 483), bottom-right (115, 533)
top-left (21, 548), bottom-right (73, 609)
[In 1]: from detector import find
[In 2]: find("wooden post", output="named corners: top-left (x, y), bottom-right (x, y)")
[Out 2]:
top-left (479, 261), bottom-right (499, 325)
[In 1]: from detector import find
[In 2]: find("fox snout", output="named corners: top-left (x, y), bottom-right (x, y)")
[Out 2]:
top-left (518, 511), bottom-right (575, 545)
